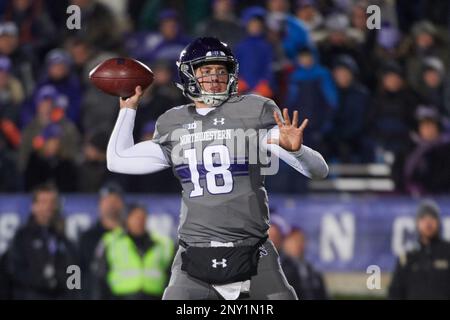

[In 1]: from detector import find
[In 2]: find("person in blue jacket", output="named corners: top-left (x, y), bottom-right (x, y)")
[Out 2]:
top-left (35, 49), bottom-right (82, 127)
top-left (235, 6), bottom-right (275, 98)
top-left (286, 46), bottom-right (337, 150)
top-left (327, 54), bottom-right (373, 163)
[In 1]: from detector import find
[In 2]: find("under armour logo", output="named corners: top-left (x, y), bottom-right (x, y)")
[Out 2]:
top-left (212, 258), bottom-right (227, 268)
top-left (213, 118), bottom-right (225, 125)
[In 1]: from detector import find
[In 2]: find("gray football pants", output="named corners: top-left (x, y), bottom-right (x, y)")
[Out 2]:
top-left (162, 239), bottom-right (298, 300)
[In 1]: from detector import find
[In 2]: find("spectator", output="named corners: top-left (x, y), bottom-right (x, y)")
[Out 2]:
top-left (318, 13), bottom-right (368, 85)
top-left (92, 204), bottom-right (174, 299)
top-left (266, 0), bottom-right (313, 62)
top-left (395, 0), bottom-right (450, 34)
top-left (286, 46), bottom-right (337, 150)
top-left (268, 215), bottom-right (301, 296)
top-left (0, 55), bottom-right (23, 190)
top-left (127, 9), bottom-right (190, 76)
top-left (0, 22), bottom-right (36, 95)
top-left (195, 0), bottom-right (244, 49)
top-left (35, 49), bottom-right (82, 126)
top-left (416, 57), bottom-right (448, 117)
top-left (404, 106), bottom-right (450, 195)
top-left (389, 200), bottom-right (450, 299)
top-left (78, 184), bottom-right (125, 299)
top-left (5, 183), bottom-right (78, 299)
top-left (403, 21), bottom-right (449, 93)
top-left (3, 0), bottom-right (56, 57)
top-left (264, 7), bottom-right (294, 105)
top-left (348, 1), bottom-right (377, 50)
top-left (134, 59), bottom-right (186, 134)
top-left (283, 228), bottom-right (328, 300)
top-left (372, 22), bottom-right (403, 88)
top-left (368, 61), bottom-right (417, 190)
top-left (65, 36), bottom-right (118, 133)
top-left (78, 129), bottom-right (112, 193)
top-left (295, 0), bottom-right (324, 43)
top-left (235, 6), bottom-right (274, 98)
top-left (68, 0), bottom-right (121, 51)
top-left (19, 85), bottom-right (80, 182)
top-left (24, 123), bottom-right (78, 192)
top-left (327, 55), bottom-right (372, 162)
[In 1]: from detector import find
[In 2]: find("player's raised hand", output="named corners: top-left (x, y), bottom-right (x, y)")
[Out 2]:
top-left (268, 108), bottom-right (309, 152)
top-left (119, 86), bottom-right (143, 110)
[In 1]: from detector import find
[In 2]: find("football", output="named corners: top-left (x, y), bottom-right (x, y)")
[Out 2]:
top-left (89, 57), bottom-right (154, 98)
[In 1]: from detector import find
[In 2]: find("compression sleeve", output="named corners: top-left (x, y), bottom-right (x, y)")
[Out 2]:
top-left (106, 108), bottom-right (171, 174)
top-left (260, 127), bottom-right (329, 179)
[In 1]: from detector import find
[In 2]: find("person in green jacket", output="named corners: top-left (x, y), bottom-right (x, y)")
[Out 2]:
top-left (92, 204), bottom-right (174, 300)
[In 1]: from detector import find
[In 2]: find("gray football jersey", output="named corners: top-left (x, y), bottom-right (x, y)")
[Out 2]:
top-left (152, 94), bottom-right (282, 246)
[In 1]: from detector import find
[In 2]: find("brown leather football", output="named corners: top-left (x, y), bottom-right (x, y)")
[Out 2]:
top-left (89, 57), bottom-right (154, 98)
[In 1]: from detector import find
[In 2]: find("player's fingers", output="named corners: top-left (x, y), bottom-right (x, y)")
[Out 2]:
top-left (283, 108), bottom-right (291, 126)
top-left (267, 138), bottom-right (279, 145)
top-left (273, 111), bottom-right (283, 127)
top-left (292, 110), bottom-right (299, 127)
top-left (299, 118), bottom-right (309, 132)
top-left (135, 85), bottom-right (143, 96)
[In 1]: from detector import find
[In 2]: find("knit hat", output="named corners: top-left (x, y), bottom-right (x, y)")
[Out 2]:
top-left (412, 20), bottom-right (437, 37)
top-left (416, 199), bottom-right (441, 221)
top-left (332, 54), bottom-right (359, 75)
top-left (241, 6), bottom-right (266, 25)
top-left (46, 49), bottom-right (72, 67)
top-left (99, 183), bottom-right (124, 199)
top-left (422, 57), bottom-right (445, 77)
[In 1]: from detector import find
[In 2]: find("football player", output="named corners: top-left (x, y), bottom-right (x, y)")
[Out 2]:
top-left (106, 37), bottom-right (328, 300)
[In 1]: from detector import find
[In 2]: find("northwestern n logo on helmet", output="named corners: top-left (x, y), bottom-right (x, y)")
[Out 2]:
top-left (206, 50), bottom-right (226, 57)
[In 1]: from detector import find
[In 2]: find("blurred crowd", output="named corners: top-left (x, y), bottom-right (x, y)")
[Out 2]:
top-left (0, 183), bottom-right (175, 299)
top-left (0, 0), bottom-right (449, 195)
top-left (1, 183), bottom-right (449, 300)
top-left (0, 181), bottom-right (330, 300)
